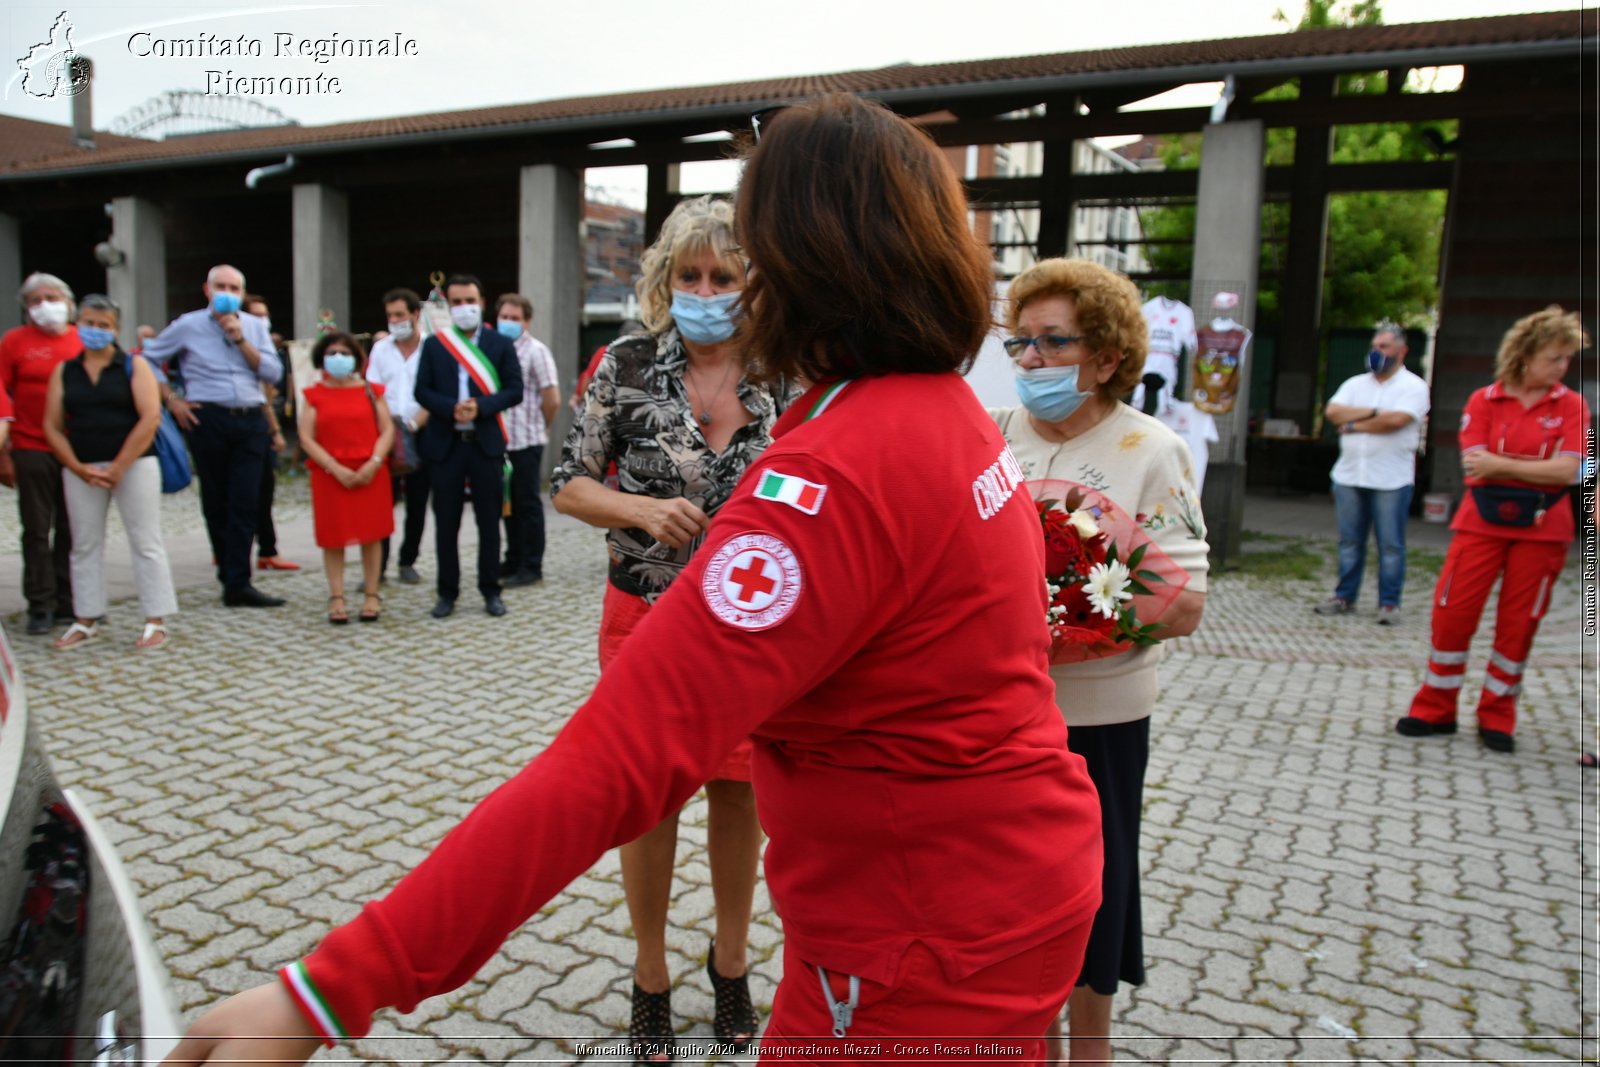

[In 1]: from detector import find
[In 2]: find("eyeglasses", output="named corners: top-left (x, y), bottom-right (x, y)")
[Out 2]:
top-left (749, 105), bottom-right (789, 144)
top-left (1003, 335), bottom-right (1084, 360)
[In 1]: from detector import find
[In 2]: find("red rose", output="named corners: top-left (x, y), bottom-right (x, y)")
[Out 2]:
top-left (1050, 581), bottom-right (1116, 647)
top-left (1043, 530), bottom-right (1074, 578)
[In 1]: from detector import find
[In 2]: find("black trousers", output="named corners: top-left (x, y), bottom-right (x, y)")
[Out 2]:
top-left (381, 463), bottom-right (432, 573)
top-left (189, 406), bottom-right (268, 594)
top-left (429, 440), bottom-right (503, 601)
top-left (12, 448), bottom-right (72, 616)
top-left (256, 447), bottom-right (278, 558)
top-left (501, 445), bottom-right (545, 577)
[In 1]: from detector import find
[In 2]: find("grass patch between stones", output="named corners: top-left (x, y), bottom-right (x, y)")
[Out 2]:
top-left (1235, 530), bottom-right (1328, 581)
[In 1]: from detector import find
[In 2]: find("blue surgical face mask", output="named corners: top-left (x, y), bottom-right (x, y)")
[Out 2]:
top-left (496, 319), bottom-right (524, 340)
top-left (324, 353), bottom-right (357, 380)
top-left (77, 325), bottom-right (116, 351)
top-left (450, 304), bottom-right (482, 332)
top-left (211, 291), bottom-right (242, 316)
top-left (1014, 363), bottom-right (1094, 423)
top-left (1366, 348), bottom-right (1399, 376)
top-left (671, 289), bottom-right (741, 345)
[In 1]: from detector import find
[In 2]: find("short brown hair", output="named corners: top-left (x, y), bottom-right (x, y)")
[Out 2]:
top-left (383, 287), bottom-right (421, 312)
top-left (310, 330), bottom-right (368, 373)
top-left (1495, 304), bottom-right (1591, 386)
top-left (494, 293), bottom-right (534, 321)
top-left (736, 94), bottom-right (995, 382)
top-left (1006, 259), bottom-right (1147, 398)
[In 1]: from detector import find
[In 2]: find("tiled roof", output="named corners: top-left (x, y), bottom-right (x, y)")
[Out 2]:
top-left (1, 10), bottom-right (1583, 180)
top-left (0, 112), bottom-right (148, 170)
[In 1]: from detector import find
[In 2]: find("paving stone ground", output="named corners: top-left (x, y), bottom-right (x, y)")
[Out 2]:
top-left (3, 477), bottom-right (1596, 1064)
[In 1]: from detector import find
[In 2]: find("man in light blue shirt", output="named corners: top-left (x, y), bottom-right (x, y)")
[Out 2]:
top-left (142, 264), bottom-right (286, 607)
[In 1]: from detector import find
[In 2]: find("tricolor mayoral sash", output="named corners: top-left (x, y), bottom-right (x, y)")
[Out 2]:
top-left (435, 325), bottom-right (509, 441)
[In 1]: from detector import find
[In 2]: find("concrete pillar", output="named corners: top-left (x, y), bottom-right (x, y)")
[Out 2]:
top-left (1188, 119), bottom-right (1265, 569)
top-left (107, 197), bottom-right (167, 346)
top-left (519, 163), bottom-right (583, 479)
top-left (0, 214), bottom-right (20, 331)
top-left (292, 183), bottom-right (349, 340)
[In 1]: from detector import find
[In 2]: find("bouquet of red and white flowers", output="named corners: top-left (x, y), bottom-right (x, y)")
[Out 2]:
top-left (1030, 480), bottom-right (1188, 662)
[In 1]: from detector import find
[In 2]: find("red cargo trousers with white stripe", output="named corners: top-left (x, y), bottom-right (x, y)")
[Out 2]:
top-left (1408, 530), bottom-right (1567, 734)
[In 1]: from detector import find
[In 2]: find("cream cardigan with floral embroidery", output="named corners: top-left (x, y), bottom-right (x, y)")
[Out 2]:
top-left (990, 402), bottom-right (1210, 727)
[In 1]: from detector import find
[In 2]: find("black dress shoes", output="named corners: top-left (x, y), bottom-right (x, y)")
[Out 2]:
top-left (431, 597), bottom-right (456, 619)
top-left (1395, 716), bottom-right (1456, 737)
top-left (484, 594), bottom-right (507, 617)
top-left (1478, 727), bottom-right (1515, 753)
top-left (26, 611), bottom-right (52, 635)
top-left (223, 586), bottom-right (286, 608)
top-left (504, 570), bottom-right (542, 588)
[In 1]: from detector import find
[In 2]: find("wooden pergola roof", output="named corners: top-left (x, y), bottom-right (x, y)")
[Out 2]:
top-left (0, 9), bottom-right (1585, 182)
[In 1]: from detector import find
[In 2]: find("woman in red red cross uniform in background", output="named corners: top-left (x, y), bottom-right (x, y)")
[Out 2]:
top-left (1398, 306), bottom-right (1591, 754)
top-left (166, 94), bottom-right (1103, 1067)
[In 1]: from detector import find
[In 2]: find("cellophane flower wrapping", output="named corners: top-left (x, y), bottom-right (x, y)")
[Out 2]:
top-left (1029, 479), bottom-right (1189, 664)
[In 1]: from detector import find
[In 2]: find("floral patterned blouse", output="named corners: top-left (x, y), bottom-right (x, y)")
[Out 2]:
top-left (551, 329), bottom-right (796, 602)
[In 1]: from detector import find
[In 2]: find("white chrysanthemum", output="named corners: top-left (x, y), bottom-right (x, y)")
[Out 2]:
top-left (1084, 560), bottom-right (1132, 618)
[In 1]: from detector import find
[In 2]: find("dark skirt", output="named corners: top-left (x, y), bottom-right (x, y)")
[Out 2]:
top-left (1066, 716), bottom-right (1150, 995)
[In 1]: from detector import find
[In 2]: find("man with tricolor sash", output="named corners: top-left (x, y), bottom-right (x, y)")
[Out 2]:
top-left (413, 275), bottom-right (524, 618)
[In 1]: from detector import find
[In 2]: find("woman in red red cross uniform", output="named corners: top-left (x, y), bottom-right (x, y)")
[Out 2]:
top-left (1398, 306), bottom-right (1591, 754)
top-left (166, 94), bottom-right (1103, 1067)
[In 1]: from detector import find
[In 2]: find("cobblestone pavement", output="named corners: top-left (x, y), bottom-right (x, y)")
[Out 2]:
top-left (3, 482), bottom-right (1596, 1064)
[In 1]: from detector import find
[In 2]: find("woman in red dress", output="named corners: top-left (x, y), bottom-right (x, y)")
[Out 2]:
top-left (299, 331), bottom-right (396, 623)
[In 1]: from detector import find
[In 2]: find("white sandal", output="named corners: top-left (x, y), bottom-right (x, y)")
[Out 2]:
top-left (135, 621), bottom-right (168, 651)
top-left (53, 621), bottom-right (100, 650)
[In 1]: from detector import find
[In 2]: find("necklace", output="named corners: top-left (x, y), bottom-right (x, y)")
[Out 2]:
top-left (687, 358), bottom-right (737, 427)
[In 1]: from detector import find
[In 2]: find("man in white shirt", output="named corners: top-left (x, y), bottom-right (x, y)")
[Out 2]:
top-left (492, 294), bottom-right (560, 586)
top-left (365, 288), bottom-right (430, 584)
top-left (1315, 323), bottom-right (1431, 623)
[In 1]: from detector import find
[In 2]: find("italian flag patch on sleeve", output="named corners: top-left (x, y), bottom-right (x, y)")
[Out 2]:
top-left (754, 469), bottom-right (827, 515)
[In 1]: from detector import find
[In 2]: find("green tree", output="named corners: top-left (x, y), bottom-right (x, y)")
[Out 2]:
top-left (1134, 0), bottom-right (1450, 331)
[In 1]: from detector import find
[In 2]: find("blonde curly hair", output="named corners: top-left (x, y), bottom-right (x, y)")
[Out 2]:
top-left (635, 195), bottom-right (744, 335)
top-left (1495, 305), bottom-right (1591, 386)
top-left (1005, 258), bottom-right (1147, 397)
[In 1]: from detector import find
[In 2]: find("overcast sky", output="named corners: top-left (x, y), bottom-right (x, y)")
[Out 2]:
top-left (1, 0), bottom-right (1577, 203)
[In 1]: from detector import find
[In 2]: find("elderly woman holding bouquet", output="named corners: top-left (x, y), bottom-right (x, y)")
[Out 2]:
top-left (989, 258), bottom-right (1209, 1065)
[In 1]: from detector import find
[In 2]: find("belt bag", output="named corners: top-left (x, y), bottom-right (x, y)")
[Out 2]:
top-left (1469, 484), bottom-right (1562, 527)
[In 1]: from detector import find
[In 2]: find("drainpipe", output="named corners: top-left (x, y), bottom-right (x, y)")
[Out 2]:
top-left (1209, 75), bottom-right (1237, 125)
top-left (245, 154), bottom-right (296, 190)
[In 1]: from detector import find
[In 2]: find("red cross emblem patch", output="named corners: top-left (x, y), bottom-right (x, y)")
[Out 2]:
top-left (701, 532), bottom-right (804, 631)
